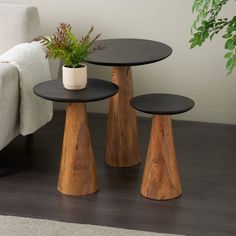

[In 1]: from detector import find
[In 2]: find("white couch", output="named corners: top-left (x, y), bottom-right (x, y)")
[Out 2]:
top-left (0, 4), bottom-right (60, 150)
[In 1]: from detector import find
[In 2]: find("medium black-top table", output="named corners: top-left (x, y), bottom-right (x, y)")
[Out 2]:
top-left (33, 79), bottom-right (118, 196)
top-left (87, 38), bottom-right (172, 167)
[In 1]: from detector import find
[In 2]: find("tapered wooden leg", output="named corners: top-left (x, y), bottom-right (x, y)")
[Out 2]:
top-left (105, 66), bottom-right (141, 167)
top-left (58, 103), bottom-right (98, 196)
top-left (141, 115), bottom-right (181, 200)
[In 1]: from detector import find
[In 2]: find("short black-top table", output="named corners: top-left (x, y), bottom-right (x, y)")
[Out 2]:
top-left (87, 38), bottom-right (172, 167)
top-left (33, 79), bottom-right (118, 196)
top-left (130, 94), bottom-right (194, 200)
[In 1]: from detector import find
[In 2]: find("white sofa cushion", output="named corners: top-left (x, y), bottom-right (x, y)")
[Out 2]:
top-left (0, 4), bottom-right (41, 55)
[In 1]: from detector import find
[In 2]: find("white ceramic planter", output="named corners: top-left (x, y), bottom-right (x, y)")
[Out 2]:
top-left (62, 64), bottom-right (87, 90)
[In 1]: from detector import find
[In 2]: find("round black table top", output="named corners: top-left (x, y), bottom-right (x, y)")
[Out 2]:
top-left (87, 38), bottom-right (172, 66)
top-left (33, 78), bottom-right (119, 103)
top-left (130, 94), bottom-right (194, 115)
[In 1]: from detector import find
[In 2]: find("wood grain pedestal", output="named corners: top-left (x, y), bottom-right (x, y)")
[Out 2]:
top-left (58, 103), bottom-right (98, 196)
top-left (130, 93), bottom-right (194, 200)
top-left (87, 39), bottom-right (173, 168)
top-left (34, 78), bottom-right (118, 196)
top-left (105, 66), bottom-right (141, 167)
top-left (141, 115), bottom-right (182, 200)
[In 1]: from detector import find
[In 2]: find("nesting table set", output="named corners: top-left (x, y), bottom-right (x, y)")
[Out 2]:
top-left (34, 38), bottom-right (194, 200)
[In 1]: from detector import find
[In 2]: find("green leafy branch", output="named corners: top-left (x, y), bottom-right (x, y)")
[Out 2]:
top-left (190, 0), bottom-right (236, 75)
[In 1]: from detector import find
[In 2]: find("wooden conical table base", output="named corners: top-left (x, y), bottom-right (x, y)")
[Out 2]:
top-left (105, 66), bottom-right (141, 167)
top-left (141, 115), bottom-right (182, 200)
top-left (58, 103), bottom-right (98, 196)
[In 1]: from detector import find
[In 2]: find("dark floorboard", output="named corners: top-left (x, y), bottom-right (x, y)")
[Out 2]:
top-left (0, 110), bottom-right (236, 236)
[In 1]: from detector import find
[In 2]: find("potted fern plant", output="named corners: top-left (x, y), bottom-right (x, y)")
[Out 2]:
top-left (41, 23), bottom-right (103, 90)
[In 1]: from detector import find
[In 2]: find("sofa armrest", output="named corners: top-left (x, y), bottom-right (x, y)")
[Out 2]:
top-left (0, 63), bottom-right (20, 150)
top-left (0, 63), bottom-right (19, 104)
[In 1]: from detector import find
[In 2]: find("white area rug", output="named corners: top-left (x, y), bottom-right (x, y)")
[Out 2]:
top-left (0, 215), bottom-right (183, 236)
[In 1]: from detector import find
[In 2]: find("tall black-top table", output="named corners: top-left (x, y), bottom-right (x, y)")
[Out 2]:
top-left (34, 79), bottom-right (118, 196)
top-left (87, 38), bottom-right (172, 167)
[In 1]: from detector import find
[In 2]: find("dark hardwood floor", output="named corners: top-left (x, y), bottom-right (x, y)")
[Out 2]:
top-left (0, 110), bottom-right (236, 236)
